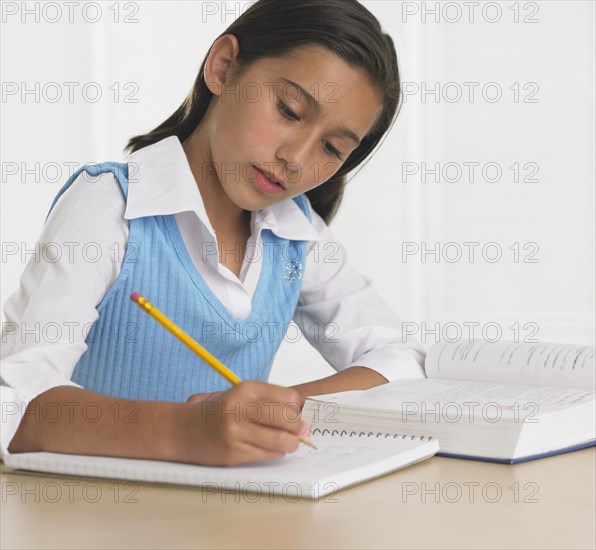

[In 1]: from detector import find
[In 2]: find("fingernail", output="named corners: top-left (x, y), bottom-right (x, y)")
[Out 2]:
top-left (299, 422), bottom-right (311, 438)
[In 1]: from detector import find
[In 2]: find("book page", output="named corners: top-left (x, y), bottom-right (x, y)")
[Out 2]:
top-left (305, 378), bottom-right (595, 421)
top-left (424, 341), bottom-right (595, 389)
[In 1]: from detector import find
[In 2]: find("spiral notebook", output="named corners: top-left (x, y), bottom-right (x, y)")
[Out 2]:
top-left (3, 432), bottom-right (439, 500)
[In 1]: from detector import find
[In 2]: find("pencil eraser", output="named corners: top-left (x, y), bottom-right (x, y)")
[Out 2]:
top-left (131, 292), bottom-right (140, 303)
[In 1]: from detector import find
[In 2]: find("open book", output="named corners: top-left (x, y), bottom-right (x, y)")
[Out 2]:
top-left (3, 431), bottom-right (438, 500)
top-left (302, 341), bottom-right (595, 463)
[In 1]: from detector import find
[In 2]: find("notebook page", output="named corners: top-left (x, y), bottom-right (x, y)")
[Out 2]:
top-left (3, 434), bottom-right (438, 499)
top-left (425, 341), bottom-right (595, 389)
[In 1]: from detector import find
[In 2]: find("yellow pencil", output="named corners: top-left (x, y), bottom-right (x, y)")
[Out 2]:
top-left (130, 291), bottom-right (316, 450)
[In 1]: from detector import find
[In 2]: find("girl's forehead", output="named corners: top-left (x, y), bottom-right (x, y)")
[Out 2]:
top-left (250, 45), bottom-right (352, 75)
top-left (254, 52), bottom-right (379, 99)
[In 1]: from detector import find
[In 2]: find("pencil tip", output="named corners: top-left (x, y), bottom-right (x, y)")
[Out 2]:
top-left (302, 437), bottom-right (317, 450)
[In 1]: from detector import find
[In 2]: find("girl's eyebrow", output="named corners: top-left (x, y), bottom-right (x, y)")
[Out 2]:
top-left (278, 76), bottom-right (362, 146)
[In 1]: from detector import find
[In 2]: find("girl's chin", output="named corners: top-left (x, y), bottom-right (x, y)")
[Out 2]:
top-left (224, 187), bottom-right (272, 213)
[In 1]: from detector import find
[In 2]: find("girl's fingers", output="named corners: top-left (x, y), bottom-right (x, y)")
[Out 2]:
top-left (232, 419), bottom-right (304, 456)
top-left (186, 391), bottom-right (222, 403)
top-left (227, 381), bottom-right (306, 435)
top-left (220, 439), bottom-right (286, 466)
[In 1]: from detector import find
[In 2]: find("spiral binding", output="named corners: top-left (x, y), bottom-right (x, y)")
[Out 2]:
top-left (311, 428), bottom-right (432, 441)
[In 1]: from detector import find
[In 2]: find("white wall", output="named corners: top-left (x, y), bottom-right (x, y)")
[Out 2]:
top-left (2, 1), bottom-right (594, 387)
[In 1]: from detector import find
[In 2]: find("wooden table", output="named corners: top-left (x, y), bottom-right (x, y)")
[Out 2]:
top-left (1, 448), bottom-right (594, 549)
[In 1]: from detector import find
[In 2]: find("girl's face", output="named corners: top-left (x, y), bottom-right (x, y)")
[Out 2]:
top-left (191, 37), bottom-right (383, 214)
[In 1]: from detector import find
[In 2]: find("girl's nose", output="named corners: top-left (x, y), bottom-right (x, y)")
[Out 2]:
top-left (275, 139), bottom-right (316, 181)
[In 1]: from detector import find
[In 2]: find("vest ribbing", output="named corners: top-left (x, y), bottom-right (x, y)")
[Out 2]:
top-left (45, 162), bottom-right (311, 402)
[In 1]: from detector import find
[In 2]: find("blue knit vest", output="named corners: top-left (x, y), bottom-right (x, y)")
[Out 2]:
top-left (45, 162), bottom-right (311, 402)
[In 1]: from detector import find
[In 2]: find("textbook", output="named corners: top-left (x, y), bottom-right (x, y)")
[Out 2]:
top-left (3, 431), bottom-right (439, 500)
top-left (301, 340), bottom-right (596, 464)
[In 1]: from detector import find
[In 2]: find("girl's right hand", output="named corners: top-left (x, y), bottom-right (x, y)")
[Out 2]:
top-left (170, 381), bottom-right (310, 467)
top-left (185, 391), bottom-right (223, 403)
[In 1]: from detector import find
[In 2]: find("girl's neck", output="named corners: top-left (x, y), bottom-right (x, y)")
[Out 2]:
top-left (182, 132), bottom-right (249, 236)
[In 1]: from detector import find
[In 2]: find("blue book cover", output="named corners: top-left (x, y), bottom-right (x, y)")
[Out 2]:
top-left (436, 439), bottom-right (596, 464)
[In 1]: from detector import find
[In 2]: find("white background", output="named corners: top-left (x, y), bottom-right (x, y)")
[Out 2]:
top-left (1, 1), bottom-right (594, 386)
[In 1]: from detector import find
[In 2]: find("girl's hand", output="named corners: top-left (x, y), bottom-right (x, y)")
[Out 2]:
top-left (186, 391), bottom-right (223, 403)
top-left (172, 381), bottom-right (310, 467)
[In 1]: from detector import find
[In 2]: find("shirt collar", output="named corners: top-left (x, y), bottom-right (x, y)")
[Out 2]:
top-left (123, 135), bottom-right (321, 242)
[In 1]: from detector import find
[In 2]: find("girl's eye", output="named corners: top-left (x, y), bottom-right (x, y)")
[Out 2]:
top-left (276, 101), bottom-right (343, 161)
top-left (324, 142), bottom-right (343, 160)
top-left (277, 100), bottom-right (300, 121)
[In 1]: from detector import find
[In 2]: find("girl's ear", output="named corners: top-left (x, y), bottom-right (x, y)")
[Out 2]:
top-left (204, 34), bottom-right (242, 97)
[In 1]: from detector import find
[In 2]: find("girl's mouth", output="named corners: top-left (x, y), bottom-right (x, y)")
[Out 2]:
top-left (252, 165), bottom-right (285, 194)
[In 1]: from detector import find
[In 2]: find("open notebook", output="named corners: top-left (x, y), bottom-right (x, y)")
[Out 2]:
top-left (3, 432), bottom-right (439, 500)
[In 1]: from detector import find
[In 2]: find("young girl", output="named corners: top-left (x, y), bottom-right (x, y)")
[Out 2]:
top-left (1, 0), bottom-right (425, 466)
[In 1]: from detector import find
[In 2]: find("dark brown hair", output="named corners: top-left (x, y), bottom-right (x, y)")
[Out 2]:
top-left (124, 0), bottom-right (402, 224)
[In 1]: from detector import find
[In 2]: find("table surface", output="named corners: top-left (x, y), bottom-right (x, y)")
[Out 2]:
top-left (1, 447), bottom-right (595, 550)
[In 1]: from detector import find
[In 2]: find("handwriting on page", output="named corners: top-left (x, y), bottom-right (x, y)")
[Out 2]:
top-left (237, 433), bottom-right (421, 474)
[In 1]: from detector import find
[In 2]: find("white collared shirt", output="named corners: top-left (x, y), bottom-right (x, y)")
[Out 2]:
top-left (0, 136), bottom-right (426, 456)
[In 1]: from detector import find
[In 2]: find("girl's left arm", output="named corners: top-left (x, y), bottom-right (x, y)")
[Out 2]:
top-left (290, 366), bottom-right (388, 408)
top-left (291, 203), bottom-right (427, 408)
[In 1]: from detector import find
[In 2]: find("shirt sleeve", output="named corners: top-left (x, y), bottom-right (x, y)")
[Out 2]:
top-left (293, 201), bottom-right (427, 382)
top-left (0, 170), bottom-right (128, 457)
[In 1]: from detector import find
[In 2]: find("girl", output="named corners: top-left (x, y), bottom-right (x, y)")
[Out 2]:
top-left (1, 0), bottom-right (425, 466)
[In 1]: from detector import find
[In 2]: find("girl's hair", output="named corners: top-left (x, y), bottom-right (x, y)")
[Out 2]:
top-left (124, 0), bottom-right (401, 224)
